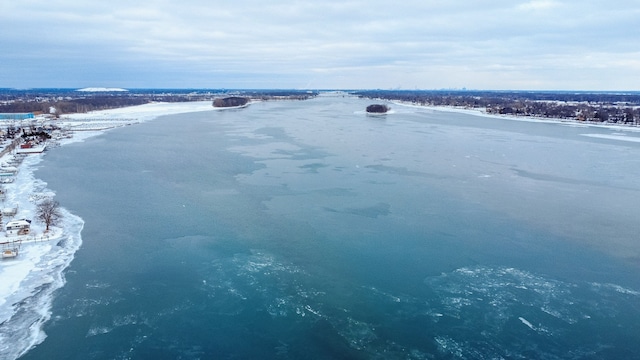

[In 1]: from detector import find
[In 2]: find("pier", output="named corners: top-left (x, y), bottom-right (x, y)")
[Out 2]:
top-left (1, 239), bottom-right (21, 259)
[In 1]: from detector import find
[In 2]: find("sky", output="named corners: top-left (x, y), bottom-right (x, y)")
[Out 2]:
top-left (1, 0), bottom-right (639, 90)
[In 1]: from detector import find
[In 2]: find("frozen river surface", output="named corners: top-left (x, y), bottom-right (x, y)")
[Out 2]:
top-left (15, 95), bottom-right (640, 359)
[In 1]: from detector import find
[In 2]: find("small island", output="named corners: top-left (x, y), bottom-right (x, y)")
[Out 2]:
top-left (213, 96), bottom-right (250, 108)
top-left (366, 104), bottom-right (390, 114)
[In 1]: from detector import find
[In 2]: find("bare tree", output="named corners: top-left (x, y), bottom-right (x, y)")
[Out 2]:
top-left (37, 199), bottom-right (62, 232)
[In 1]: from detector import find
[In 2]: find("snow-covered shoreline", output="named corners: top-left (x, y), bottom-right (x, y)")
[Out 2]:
top-left (390, 100), bottom-right (640, 135)
top-left (0, 101), bottom-right (214, 359)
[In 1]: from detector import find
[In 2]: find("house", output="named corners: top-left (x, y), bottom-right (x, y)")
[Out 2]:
top-left (6, 219), bottom-right (31, 236)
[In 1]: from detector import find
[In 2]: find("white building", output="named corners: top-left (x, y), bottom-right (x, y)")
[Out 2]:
top-left (6, 219), bottom-right (31, 236)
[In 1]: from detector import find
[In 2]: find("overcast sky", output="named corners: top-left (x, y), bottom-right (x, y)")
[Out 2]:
top-left (1, 0), bottom-right (639, 90)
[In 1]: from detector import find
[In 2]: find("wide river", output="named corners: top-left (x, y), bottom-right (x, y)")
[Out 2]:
top-left (23, 95), bottom-right (640, 359)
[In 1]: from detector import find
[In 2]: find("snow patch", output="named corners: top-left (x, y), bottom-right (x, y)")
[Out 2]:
top-left (76, 87), bottom-right (128, 92)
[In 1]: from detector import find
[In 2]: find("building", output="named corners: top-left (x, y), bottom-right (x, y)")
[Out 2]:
top-left (6, 219), bottom-right (31, 236)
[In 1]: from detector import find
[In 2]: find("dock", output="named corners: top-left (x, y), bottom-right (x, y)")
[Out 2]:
top-left (1, 239), bottom-right (21, 259)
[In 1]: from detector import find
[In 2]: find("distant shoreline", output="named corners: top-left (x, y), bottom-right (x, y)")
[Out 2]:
top-left (390, 100), bottom-right (640, 134)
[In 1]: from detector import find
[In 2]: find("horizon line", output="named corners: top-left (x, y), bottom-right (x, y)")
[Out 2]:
top-left (2, 88), bottom-right (640, 93)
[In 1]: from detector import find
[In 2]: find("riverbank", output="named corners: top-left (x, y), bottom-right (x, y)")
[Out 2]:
top-left (0, 101), bottom-right (215, 359)
top-left (390, 100), bottom-right (640, 139)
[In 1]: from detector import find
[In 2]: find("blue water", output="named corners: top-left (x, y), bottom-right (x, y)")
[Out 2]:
top-left (23, 96), bottom-right (640, 359)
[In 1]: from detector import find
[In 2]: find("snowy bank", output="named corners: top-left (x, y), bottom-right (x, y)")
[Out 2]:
top-left (390, 101), bottom-right (640, 134)
top-left (0, 101), bottom-right (215, 359)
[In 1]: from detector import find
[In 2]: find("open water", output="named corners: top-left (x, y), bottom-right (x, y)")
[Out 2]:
top-left (22, 95), bottom-right (640, 359)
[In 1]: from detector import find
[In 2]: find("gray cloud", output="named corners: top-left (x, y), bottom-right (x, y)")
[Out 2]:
top-left (1, 0), bottom-right (639, 89)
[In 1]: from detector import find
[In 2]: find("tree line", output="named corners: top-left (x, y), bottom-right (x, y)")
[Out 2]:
top-left (0, 96), bottom-right (151, 115)
top-left (0, 89), bottom-right (318, 116)
top-left (354, 90), bottom-right (640, 125)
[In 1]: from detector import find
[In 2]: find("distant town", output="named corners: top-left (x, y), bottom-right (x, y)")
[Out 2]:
top-left (354, 90), bottom-right (640, 125)
top-left (2, 88), bottom-right (640, 125)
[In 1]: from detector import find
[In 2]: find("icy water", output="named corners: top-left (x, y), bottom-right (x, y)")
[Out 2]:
top-left (24, 96), bottom-right (640, 359)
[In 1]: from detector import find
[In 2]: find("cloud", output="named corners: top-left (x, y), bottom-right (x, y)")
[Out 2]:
top-left (1, 0), bottom-right (639, 89)
top-left (518, 0), bottom-right (560, 11)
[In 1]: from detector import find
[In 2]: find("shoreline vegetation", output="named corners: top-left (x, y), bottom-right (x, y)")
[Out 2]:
top-left (354, 90), bottom-right (640, 126)
top-left (212, 96), bottom-right (250, 108)
top-left (366, 104), bottom-right (390, 114)
top-left (0, 89), bottom-right (317, 116)
top-left (3, 88), bottom-right (640, 127)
